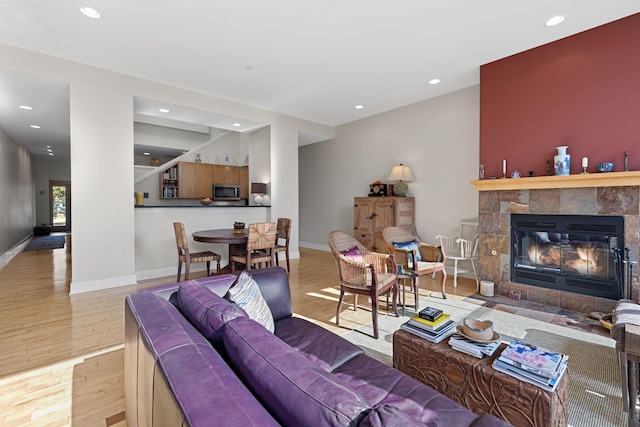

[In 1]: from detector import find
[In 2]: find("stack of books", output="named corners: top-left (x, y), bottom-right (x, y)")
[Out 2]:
top-left (400, 306), bottom-right (456, 343)
top-left (492, 340), bottom-right (568, 392)
top-left (448, 333), bottom-right (501, 358)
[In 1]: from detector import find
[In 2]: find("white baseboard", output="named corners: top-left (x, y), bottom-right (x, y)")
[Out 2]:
top-left (70, 274), bottom-right (138, 294)
top-left (300, 241), bottom-right (330, 252)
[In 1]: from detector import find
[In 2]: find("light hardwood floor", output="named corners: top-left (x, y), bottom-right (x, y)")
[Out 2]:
top-left (0, 234), bottom-right (479, 426)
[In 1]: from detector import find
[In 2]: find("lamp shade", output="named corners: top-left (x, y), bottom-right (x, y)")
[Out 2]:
top-left (250, 182), bottom-right (267, 194)
top-left (386, 164), bottom-right (415, 182)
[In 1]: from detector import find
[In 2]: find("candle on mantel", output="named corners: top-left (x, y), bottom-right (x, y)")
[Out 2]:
top-left (503, 160), bottom-right (506, 174)
top-left (582, 157), bottom-right (588, 168)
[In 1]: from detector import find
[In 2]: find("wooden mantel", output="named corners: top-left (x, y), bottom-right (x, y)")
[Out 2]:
top-left (471, 171), bottom-right (640, 191)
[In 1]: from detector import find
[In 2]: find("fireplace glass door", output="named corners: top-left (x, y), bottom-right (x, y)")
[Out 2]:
top-left (511, 214), bottom-right (624, 299)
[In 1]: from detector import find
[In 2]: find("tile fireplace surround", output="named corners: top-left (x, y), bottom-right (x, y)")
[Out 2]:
top-left (472, 171), bottom-right (640, 314)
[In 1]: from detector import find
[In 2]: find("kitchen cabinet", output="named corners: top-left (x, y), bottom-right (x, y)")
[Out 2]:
top-left (160, 162), bottom-right (249, 199)
top-left (353, 197), bottom-right (415, 252)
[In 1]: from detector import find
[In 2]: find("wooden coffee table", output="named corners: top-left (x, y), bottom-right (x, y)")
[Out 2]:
top-left (393, 329), bottom-right (569, 427)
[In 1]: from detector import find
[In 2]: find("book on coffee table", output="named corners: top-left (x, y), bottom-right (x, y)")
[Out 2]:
top-left (400, 320), bottom-right (456, 344)
top-left (449, 333), bottom-right (501, 358)
top-left (408, 314), bottom-right (452, 331)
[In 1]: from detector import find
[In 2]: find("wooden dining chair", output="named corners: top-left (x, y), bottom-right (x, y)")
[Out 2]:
top-left (173, 222), bottom-right (221, 281)
top-left (231, 222), bottom-right (277, 272)
top-left (274, 218), bottom-right (292, 272)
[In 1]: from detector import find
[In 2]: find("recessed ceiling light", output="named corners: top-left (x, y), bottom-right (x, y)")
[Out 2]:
top-left (158, 108), bottom-right (170, 113)
top-left (232, 123), bottom-right (241, 127)
top-left (46, 145), bottom-right (51, 148)
top-left (48, 152), bottom-right (54, 156)
top-left (355, 105), bottom-right (364, 110)
top-left (429, 79), bottom-right (441, 85)
top-left (19, 105), bottom-right (33, 110)
top-left (80, 7), bottom-right (101, 19)
top-left (30, 125), bottom-right (41, 129)
top-left (545, 15), bottom-right (565, 26)
top-left (143, 152), bottom-right (150, 156)
top-left (47, 148), bottom-right (52, 152)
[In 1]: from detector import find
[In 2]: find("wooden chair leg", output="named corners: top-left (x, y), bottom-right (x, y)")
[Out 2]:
top-left (185, 263), bottom-right (190, 281)
top-left (285, 252), bottom-right (290, 272)
top-left (206, 261), bottom-right (211, 277)
top-left (353, 294), bottom-right (358, 311)
top-left (441, 270), bottom-right (448, 299)
top-left (371, 294), bottom-right (379, 339)
top-left (176, 262), bottom-right (182, 282)
top-left (391, 283), bottom-right (399, 317)
top-left (216, 260), bottom-right (221, 275)
top-left (336, 290), bottom-right (345, 326)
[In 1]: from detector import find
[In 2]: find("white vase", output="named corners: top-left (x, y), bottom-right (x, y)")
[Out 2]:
top-left (554, 146), bottom-right (570, 176)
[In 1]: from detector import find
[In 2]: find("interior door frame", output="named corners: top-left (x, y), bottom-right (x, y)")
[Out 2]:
top-left (50, 180), bottom-right (71, 232)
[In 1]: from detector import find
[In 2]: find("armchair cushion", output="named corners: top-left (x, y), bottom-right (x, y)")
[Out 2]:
top-left (392, 240), bottom-right (422, 261)
top-left (340, 246), bottom-right (364, 262)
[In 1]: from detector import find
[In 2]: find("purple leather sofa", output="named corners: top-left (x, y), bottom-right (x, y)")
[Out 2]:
top-left (124, 266), bottom-right (511, 427)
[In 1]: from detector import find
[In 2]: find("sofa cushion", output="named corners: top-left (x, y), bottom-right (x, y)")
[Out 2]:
top-left (240, 267), bottom-right (293, 321)
top-left (275, 317), bottom-right (364, 371)
top-left (223, 316), bottom-right (370, 426)
top-left (359, 405), bottom-right (431, 427)
top-left (334, 353), bottom-right (482, 426)
top-left (226, 271), bottom-right (275, 333)
top-left (157, 343), bottom-right (280, 427)
top-left (177, 280), bottom-right (247, 344)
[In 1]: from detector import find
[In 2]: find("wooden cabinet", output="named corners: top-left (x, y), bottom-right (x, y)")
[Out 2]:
top-left (178, 162), bottom-right (212, 198)
top-left (238, 166), bottom-right (249, 199)
top-left (160, 162), bottom-right (249, 200)
top-left (213, 165), bottom-right (239, 185)
top-left (353, 197), bottom-right (415, 252)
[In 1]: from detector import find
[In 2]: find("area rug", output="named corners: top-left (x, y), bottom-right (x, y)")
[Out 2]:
top-left (24, 235), bottom-right (66, 252)
top-left (341, 295), bottom-right (625, 427)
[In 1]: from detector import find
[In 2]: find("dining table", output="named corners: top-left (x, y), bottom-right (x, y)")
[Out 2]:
top-left (192, 228), bottom-right (249, 273)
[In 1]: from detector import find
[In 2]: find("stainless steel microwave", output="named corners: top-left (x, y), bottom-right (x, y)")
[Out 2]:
top-left (212, 184), bottom-right (241, 201)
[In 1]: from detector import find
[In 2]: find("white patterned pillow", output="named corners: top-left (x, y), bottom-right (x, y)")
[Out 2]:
top-left (225, 271), bottom-right (275, 333)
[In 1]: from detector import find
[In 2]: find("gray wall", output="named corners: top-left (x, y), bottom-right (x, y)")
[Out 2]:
top-left (299, 86), bottom-right (480, 249)
top-left (0, 126), bottom-right (35, 254)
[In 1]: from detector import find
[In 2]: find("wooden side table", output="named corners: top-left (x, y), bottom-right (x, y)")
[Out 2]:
top-left (393, 329), bottom-right (569, 427)
top-left (397, 269), bottom-right (418, 316)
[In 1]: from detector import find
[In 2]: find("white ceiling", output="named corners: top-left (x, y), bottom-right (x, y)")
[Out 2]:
top-left (1, 1), bottom-right (639, 160)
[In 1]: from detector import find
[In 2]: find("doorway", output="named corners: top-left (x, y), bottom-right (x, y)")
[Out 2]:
top-left (50, 181), bottom-right (71, 232)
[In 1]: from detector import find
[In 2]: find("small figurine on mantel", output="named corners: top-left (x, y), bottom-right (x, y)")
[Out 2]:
top-left (625, 151), bottom-right (629, 171)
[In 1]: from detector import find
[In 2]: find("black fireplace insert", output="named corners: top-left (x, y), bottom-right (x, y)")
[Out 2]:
top-left (511, 214), bottom-right (624, 300)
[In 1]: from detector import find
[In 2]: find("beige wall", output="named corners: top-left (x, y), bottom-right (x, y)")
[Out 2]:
top-left (299, 86), bottom-right (480, 249)
top-left (0, 126), bottom-right (34, 255)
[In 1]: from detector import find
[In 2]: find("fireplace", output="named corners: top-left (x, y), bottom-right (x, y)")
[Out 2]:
top-left (511, 214), bottom-right (624, 300)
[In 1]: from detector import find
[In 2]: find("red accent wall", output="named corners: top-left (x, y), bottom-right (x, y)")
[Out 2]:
top-left (480, 13), bottom-right (640, 179)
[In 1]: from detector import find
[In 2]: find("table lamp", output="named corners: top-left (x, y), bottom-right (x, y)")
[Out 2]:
top-left (251, 182), bottom-right (267, 205)
top-left (386, 164), bottom-right (415, 196)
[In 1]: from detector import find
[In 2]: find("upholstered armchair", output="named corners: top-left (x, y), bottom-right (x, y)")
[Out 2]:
top-left (382, 226), bottom-right (448, 299)
top-left (328, 231), bottom-right (398, 339)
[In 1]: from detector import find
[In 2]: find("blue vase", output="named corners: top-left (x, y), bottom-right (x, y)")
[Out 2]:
top-left (554, 146), bottom-right (570, 176)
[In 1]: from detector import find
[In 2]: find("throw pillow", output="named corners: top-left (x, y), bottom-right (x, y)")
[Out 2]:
top-left (225, 271), bottom-right (275, 333)
top-left (392, 239), bottom-right (422, 263)
top-left (340, 246), bottom-right (364, 263)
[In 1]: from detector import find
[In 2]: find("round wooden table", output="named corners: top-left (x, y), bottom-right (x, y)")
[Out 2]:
top-left (192, 228), bottom-right (248, 272)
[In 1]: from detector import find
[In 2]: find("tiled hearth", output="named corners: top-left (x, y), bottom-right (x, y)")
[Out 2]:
top-left (476, 183), bottom-right (640, 315)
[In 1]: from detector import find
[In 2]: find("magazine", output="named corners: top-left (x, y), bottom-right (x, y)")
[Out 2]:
top-left (492, 358), bottom-right (568, 392)
top-left (499, 340), bottom-right (564, 377)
